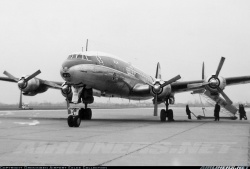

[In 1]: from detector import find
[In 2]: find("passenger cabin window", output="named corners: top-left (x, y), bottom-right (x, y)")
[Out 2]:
top-left (77, 54), bottom-right (82, 59)
top-left (83, 55), bottom-right (87, 60)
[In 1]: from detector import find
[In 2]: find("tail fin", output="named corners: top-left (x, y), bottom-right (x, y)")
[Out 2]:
top-left (155, 62), bottom-right (161, 79)
top-left (202, 62), bottom-right (205, 80)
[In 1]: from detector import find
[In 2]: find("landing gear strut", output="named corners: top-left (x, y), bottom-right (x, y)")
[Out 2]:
top-left (160, 100), bottom-right (174, 122)
top-left (66, 86), bottom-right (94, 128)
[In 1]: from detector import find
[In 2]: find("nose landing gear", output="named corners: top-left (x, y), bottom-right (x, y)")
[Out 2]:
top-left (67, 108), bottom-right (81, 127)
top-left (79, 104), bottom-right (92, 120)
top-left (160, 100), bottom-right (174, 122)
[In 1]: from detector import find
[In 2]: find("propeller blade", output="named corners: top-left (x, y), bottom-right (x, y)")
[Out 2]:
top-left (215, 57), bottom-right (225, 77)
top-left (19, 90), bottom-right (22, 109)
top-left (217, 87), bottom-right (233, 105)
top-left (161, 75), bottom-right (181, 88)
top-left (155, 62), bottom-right (161, 79)
top-left (66, 98), bottom-right (71, 114)
top-left (202, 62), bottom-right (205, 80)
top-left (3, 71), bottom-right (19, 82)
top-left (25, 70), bottom-right (41, 82)
top-left (154, 94), bottom-right (158, 116)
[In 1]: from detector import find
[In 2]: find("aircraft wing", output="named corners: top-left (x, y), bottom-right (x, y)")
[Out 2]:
top-left (0, 76), bottom-right (63, 89)
top-left (171, 80), bottom-right (205, 93)
top-left (39, 79), bottom-right (63, 89)
top-left (171, 75), bottom-right (250, 93)
top-left (225, 76), bottom-right (250, 86)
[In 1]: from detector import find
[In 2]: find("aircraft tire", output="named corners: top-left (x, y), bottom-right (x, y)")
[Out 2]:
top-left (73, 115), bottom-right (81, 127)
top-left (86, 108), bottom-right (92, 120)
top-left (79, 108), bottom-right (86, 120)
top-left (167, 109), bottom-right (174, 121)
top-left (160, 109), bottom-right (167, 122)
top-left (67, 115), bottom-right (74, 127)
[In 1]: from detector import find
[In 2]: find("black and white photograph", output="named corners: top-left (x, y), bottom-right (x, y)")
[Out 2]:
top-left (0, 0), bottom-right (249, 166)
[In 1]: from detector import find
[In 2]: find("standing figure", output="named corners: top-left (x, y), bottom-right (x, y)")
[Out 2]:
top-left (186, 105), bottom-right (192, 119)
top-left (242, 105), bottom-right (247, 120)
top-left (241, 104), bottom-right (247, 120)
top-left (239, 104), bottom-right (244, 120)
top-left (214, 102), bottom-right (220, 121)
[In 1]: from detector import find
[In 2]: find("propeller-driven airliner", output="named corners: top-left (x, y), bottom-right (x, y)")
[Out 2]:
top-left (1, 46), bottom-right (250, 127)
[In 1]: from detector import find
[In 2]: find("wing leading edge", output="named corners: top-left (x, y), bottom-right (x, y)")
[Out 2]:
top-left (0, 76), bottom-right (63, 89)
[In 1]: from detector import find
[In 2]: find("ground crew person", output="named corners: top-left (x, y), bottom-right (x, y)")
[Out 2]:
top-left (186, 105), bottom-right (192, 119)
top-left (214, 102), bottom-right (220, 121)
top-left (239, 104), bottom-right (247, 120)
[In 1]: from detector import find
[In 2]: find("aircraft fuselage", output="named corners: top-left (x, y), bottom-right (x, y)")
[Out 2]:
top-left (60, 51), bottom-right (153, 100)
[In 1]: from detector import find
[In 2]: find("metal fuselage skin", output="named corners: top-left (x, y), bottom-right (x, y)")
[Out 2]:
top-left (60, 51), bottom-right (154, 100)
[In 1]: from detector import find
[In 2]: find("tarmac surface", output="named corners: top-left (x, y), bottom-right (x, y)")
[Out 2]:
top-left (0, 107), bottom-right (249, 166)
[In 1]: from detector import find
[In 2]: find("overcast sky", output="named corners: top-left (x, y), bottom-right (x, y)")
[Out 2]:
top-left (0, 0), bottom-right (250, 104)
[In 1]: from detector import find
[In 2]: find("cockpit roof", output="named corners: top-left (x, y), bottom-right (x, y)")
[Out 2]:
top-left (68, 51), bottom-right (128, 63)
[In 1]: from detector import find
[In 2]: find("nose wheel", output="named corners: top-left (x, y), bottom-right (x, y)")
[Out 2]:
top-left (67, 114), bottom-right (81, 127)
top-left (160, 101), bottom-right (174, 122)
top-left (67, 107), bottom-right (82, 127)
top-left (67, 104), bottom-right (92, 127)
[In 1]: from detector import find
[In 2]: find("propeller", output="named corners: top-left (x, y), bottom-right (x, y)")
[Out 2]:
top-left (204, 57), bottom-right (232, 104)
top-left (66, 98), bottom-right (71, 114)
top-left (215, 57), bottom-right (225, 78)
top-left (153, 75), bottom-right (181, 116)
top-left (3, 70), bottom-right (41, 108)
top-left (135, 63), bottom-right (181, 116)
top-left (213, 57), bottom-right (232, 104)
top-left (3, 71), bottom-right (19, 82)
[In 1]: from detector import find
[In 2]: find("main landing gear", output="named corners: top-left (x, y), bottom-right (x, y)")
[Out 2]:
top-left (160, 101), bottom-right (174, 122)
top-left (67, 104), bottom-right (92, 128)
top-left (79, 104), bottom-right (92, 120)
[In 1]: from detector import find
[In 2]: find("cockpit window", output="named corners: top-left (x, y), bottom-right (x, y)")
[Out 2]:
top-left (72, 54), bottom-right (77, 59)
top-left (77, 54), bottom-right (82, 59)
top-left (68, 55), bottom-right (72, 59)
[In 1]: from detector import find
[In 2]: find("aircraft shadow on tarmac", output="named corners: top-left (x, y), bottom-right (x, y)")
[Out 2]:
top-left (1, 115), bottom-right (248, 124)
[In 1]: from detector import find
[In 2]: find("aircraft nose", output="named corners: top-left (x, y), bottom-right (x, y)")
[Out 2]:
top-left (60, 61), bottom-right (73, 82)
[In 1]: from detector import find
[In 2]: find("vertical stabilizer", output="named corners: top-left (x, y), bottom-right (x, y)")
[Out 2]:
top-left (202, 62), bottom-right (205, 80)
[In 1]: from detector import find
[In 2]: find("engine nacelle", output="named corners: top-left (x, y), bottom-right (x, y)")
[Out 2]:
top-left (18, 77), bottom-right (49, 96)
top-left (61, 82), bottom-right (72, 99)
top-left (205, 75), bottom-right (226, 94)
top-left (20, 78), bottom-right (40, 93)
top-left (150, 82), bottom-right (172, 102)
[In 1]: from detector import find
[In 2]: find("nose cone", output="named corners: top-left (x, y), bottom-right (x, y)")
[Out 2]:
top-left (60, 60), bottom-right (73, 82)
